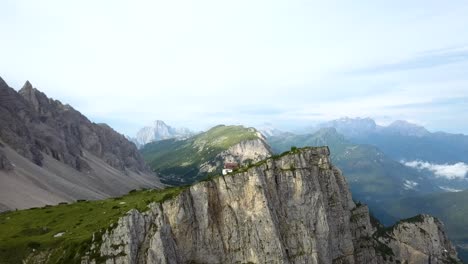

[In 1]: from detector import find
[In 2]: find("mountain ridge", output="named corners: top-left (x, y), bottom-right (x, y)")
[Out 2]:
top-left (313, 117), bottom-right (468, 163)
top-left (141, 125), bottom-right (272, 185)
top-left (80, 148), bottom-right (462, 263)
top-left (0, 77), bottom-right (162, 211)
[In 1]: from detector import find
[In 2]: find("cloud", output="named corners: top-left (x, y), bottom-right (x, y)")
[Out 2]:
top-left (2, 1), bottom-right (468, 136)
top-left (403, 180), bottom-right (419, 190)
top-left (439, 186), bottom-right (463, 192)
top-left (350, 46), bottom-right (468, 74)
top-left (403, 160), bottom-right (468, 180)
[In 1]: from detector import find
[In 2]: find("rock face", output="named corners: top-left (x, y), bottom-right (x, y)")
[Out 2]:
top-left (141, 125), bottom-right (273, 185)
top-left (199, 134), bottom-right (272, 174)
top-left (0, 148), bottom-right (13, 170)
top-left (133, 120), bottom-right (193, 148)
top-left (0, 77), bottom-right (161, 211)
top-left (84, 148), bottom-right (460, 264)
top-left (0, 78), bottom-right (149, 173)
top-left (379, 215), bottom-right (459, 264)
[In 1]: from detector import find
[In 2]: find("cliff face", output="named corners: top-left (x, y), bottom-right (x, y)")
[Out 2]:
top-left (83, 148), bottom-right (460, 264)
top-left (200, 134), bottom-right (272, 174)
top-left (379, 215), bottom-right (459, 264)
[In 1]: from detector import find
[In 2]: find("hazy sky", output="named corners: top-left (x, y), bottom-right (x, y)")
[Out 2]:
top-left (1, 0), bottom-right (468, 135)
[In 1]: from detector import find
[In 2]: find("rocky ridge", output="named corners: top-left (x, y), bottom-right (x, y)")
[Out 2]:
top-left (0, 77), bottom-right (161, 210)
top-left (141, 125), bottom-right (272, 185)
top-left (199, 132), bottom-right (272, 174)
top-left (81, 147), bottom-right (460, 264)
top-left (0, 78), bottom-right (150, 173)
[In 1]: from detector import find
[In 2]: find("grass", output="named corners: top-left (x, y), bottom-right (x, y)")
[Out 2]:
top-left (140, 125), bottom-right (260, 185)
top-left (0, 186), bottom-right (187, 264)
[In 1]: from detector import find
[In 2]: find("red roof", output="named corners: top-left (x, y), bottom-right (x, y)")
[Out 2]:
top-left (224, 163), bottom-right (238, 169)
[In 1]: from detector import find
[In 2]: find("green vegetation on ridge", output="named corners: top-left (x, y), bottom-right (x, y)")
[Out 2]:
top-left (141, 125), bottom-right (261, 185)
top-left (0, 187), bottom-right (187, 264)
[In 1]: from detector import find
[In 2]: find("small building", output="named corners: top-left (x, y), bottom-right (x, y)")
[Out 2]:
top-left (222, 162), bottom-right (238, 175)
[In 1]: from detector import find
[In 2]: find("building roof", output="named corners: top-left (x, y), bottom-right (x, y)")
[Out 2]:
top-left (224, 162), bottom-right (238, 169)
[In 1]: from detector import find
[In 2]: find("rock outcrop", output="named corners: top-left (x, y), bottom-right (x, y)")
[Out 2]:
top-left (378, 215), bottom-right (459, 264)
top-left (200, 133), bottom-right (272, 174)
top-left (0, 77), bottom-right (162, 211)
top-left (83, 147), bottom-right (460, 264)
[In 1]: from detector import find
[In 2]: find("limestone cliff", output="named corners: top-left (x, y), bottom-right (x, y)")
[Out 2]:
top-left (82, 147), bottom-right (460, 264)
top-left (200, 132), bottom-right (272, 174)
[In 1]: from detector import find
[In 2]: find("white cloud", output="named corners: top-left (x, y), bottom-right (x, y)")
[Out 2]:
top-left (439, 186), bottom-right (463, 192)
top-left (403, 160), bottom-right (468, 180)
top-left (403, 180), bottom-right (419, 190)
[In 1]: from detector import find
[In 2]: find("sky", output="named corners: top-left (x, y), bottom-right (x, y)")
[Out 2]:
top-left (1, 0), bottom-right (468, 136)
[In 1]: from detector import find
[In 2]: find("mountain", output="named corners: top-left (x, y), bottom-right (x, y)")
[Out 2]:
top-left (257, 123), bottom-right (287, 138)
top-left (317, 117), bottom-right (468, 164)
top-left (0, 77), bottom-right (162, 211)
top-left (382, 120), bottom-right (430, 137)
top-left (132, 120), bottom-right (194, 148)
top-left (383, 189), bottom-right (468, 262)
top-left (141, 125), bottom-right (272, 185)
top-left (317, 117), bottom-right (378, 137)
top-left (0, 147), bottom-right (460, 263)
top-left (268, 128), bottom-right (440, 224)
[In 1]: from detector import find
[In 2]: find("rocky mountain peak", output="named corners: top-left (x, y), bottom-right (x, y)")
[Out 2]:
top-left (0, 77), bottom-right (161, 210)
top-left (18, 80), bottom-right (41, 111)
top-left (133, 120), bottom-right (194, 147)
top-left (2, 78), bottom-right (152, 172)
top-left (318, 117), bottom-right (378, 137)
top-left (20, 80), bottom-right (33, 91)
top-left (382, 214), bottom-right (459, 263)
top-left (153, 119), bottom-right (167, 127)
top-left (385, 120), bottom-right (429, 137)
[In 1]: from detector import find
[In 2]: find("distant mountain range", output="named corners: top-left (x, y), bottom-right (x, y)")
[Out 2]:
top-left (257, 123), bottom-right (287, 138)
top-left (0, 77), bottom-right (162, 211)
top-left (131, 120), bottom-right (194, 148)
top-left (316, 117), bottom-right (430, 138)
top-left (315, 117), bottom-right (468, 164)
top-left (271, 117), bottom-right (468, 260)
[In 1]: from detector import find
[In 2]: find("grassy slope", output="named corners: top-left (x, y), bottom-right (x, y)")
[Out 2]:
top-left (0, 187), bottom-right (187, 264)
top-left (141, 125), bottom-right (260, 185)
